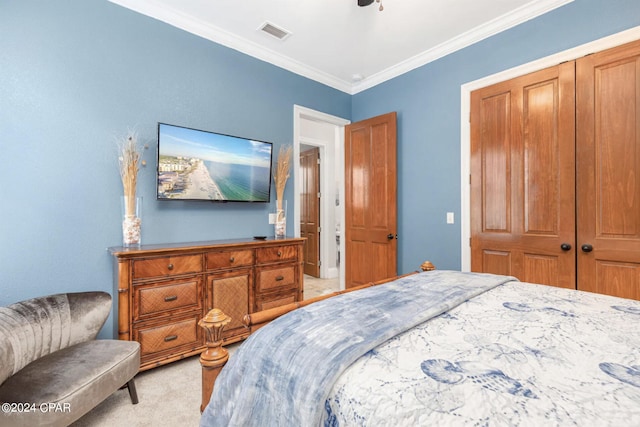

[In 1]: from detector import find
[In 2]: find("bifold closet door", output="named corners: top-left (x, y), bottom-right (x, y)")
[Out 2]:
top-left (470, 62), bottom-right (577, 289)
top-left (576, 40), bottom-right (640, 300)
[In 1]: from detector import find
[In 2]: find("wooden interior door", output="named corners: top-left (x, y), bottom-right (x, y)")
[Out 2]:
top-left (345, 112), bottom-right (397, 288)
top-left (300, 147), bottom-right (321, 278)
top-left (576, 40), bottom-right (640, 299)
top-left (470, 62), bottom-right (576, 288)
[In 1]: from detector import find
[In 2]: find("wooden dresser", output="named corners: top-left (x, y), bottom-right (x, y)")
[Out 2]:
top-left (109, 237), bottom-right (304, 371)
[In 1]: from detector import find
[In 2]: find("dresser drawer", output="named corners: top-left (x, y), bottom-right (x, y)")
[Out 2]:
top-left (206, 250), bottom-right (253, 270)
top-left (256, 245), bottom-right (297, 264)
top-left (256, 265), bottom-right (296, 293)
top-left (133, 254), bottom-right (202, 279)
top-left (134, 277), bottom-right (202, 321)
top-left (135, 315), bottom-right (202, 358)
top-left (255, 292), bottom-right (297, 312)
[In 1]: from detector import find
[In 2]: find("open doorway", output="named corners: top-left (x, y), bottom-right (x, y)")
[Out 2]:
top-left (293, 105), bottom-right (350, 290)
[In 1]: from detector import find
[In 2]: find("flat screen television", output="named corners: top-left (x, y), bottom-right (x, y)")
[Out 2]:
top-left (156, 123), bottom-right (273, 202)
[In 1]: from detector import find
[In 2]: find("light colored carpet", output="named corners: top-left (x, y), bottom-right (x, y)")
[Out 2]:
top-left (72, 277), bottom-right (338, 426)
top-left (304, 275), bottom-right (340, 299)
top-left (72, 354), bottom-right (206, 427)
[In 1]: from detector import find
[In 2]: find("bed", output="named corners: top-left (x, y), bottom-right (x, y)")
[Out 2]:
top-left (198, 270), bottom-right (640, 426)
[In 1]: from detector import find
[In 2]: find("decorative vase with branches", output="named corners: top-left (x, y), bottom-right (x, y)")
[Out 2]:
top-left (118, 131), bottom-right (143, 247)
top-left (273, 145), bottom-right (292, 238)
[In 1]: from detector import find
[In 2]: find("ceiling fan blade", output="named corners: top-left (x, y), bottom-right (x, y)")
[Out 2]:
top-left (358, 0), bottom-right (374, 6)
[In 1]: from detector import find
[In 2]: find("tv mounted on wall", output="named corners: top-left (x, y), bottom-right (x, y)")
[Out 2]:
top-left (157, 123), bottom-right (273, 202)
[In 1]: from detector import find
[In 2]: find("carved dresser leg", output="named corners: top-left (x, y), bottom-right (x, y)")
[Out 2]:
top-left (199, 309), bottom-right (231, 413)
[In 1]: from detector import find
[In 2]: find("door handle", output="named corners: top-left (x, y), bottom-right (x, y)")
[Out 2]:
top-left (560, 243), bottom-right (572, 251)
top-left (387, 233), bottom-right (397, 240)
top-left (581, 244), bottom-right (593, 253)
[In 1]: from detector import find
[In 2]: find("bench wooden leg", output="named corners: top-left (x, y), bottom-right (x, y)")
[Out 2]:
top-left (127, 378), bottom-right (139, 404)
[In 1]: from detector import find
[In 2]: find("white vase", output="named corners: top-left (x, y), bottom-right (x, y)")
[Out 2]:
top-left (274, 200), bottom-right (286, 239)
top-left (121, 196), bottom-right (142, 247)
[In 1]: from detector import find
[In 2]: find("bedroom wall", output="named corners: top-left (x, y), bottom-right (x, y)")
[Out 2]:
top-left (3, 0), bottom-right (640, 339)
top-left (0, 0), bottom-right (350, 338)
top-left (352, 0), bottom-right (640, 274)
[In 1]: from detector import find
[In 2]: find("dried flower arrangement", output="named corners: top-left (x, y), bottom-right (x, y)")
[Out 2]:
top-left (117, 131), bottom-right (143, 245)
top-left (273, 145), bottom-right (292, 237)
top-left (273, 145), bottom-right (292, 211)
top-left (118, 132), bottom-right (142, 210)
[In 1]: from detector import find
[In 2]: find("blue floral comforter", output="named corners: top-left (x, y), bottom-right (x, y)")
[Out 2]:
top-left (326, 278), bottom-right (640, 426)
top-left (200, 270), bottom-right (511, 426)
top-left (200, 270), bottom-right (640, 426)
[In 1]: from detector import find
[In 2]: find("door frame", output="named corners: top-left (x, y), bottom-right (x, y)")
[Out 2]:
top-left (460, 25), bottom-right (640, 271)
top-left (293, 105), bottom-right (350, 288)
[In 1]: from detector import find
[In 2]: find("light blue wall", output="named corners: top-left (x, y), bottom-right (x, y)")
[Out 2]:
top-left (0, 0), bottom-right (350, 337)
top-left (2, 0), bottom-right (640, 338)
top-left (352, 0), bottom-right (640, 274)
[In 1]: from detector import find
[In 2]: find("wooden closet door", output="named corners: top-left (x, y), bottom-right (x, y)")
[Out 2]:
top-left (470, 62), bottom-right (576, 288)
top-left (576, 39), bottom-right (640, 300)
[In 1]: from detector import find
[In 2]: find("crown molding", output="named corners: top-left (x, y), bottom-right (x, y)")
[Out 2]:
top-left (110, 0), bottom-right (573, 95)
top-left (108, 0), bottom-right (354, 93)
top-left (352, 0), bottom-right (574, 93)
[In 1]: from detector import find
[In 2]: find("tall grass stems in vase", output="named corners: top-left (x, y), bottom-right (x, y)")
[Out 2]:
top-left (118, 131), bottom-right (143, 246)
top-left (273, 145), bottom-right (292, 237)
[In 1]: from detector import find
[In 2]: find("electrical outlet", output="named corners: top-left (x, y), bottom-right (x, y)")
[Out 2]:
top-left (268, 213), bottom-right (276, 224)
top-left (446, 212), bottom-right (454, 224)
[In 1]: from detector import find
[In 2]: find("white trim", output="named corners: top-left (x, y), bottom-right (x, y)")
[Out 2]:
top-left (353, 0), bottom-right (574, 93)
top-left (293, 105), bottom-right (350, 288)
top-left (108, 0), bottom-right (352, 93)
top-left (109, 0), bottom-right (572, 95)
top-left (460, 25), bottom-right (640, 271)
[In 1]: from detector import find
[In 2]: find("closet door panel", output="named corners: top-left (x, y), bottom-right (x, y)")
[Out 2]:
top-left (481, 250), bottom-right (512, 276)
top-left (595, 262), bottom-right (640, 300)
top-left (481, 92), bottom-right (512, 233)
top-left (577, 39), bottom-right (640, 299)
top-left (597, 60), bottom-right (639, 236)
top-left (524, 254), bottom-right (559, 287)
top-left (523, 80), bottom-right (560, 235)
top-left (471, 62), bottom-right (576, 288)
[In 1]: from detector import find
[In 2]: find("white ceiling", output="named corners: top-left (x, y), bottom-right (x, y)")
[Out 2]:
top-left (109, 0), bottom-right (573, 94)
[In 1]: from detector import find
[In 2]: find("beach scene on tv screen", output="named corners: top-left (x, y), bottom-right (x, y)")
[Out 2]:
top-left (157, 124), bottom-right (272, 202)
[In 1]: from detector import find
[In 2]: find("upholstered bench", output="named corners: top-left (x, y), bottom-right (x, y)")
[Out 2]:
top-left (0, 291), bottom-right (140, 427)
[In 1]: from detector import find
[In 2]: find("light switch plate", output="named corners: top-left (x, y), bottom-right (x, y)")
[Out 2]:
top-left (446, 212), bottom-right (454, 224)
top-left (268, 213), bottom-right (276, 224)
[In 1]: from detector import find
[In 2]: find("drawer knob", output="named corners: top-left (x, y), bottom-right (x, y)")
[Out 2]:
top-left (277, 251), bottom-right (282, 257)
top-left (167, 263), bottom-right (174, 271)
top-left (164, 335), bottom-right (178, 342)
top-left (275, 275), bottom-right (284, 281)
top-left (230, 256), bottom-right (235, 263)
top-left (164, 295), bottom-right (178, 302)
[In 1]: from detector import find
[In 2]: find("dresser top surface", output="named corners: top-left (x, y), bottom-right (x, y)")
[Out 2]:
top-left (109, 237), bottom-right (305, 258)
